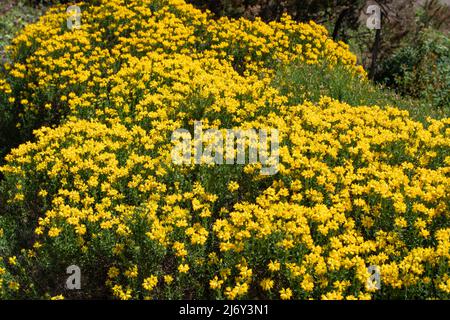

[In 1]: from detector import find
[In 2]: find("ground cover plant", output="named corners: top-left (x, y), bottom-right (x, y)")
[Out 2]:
top-left (0, 0), bottom-right (448, 300)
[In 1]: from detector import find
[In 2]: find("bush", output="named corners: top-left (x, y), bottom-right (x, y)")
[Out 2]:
top-left (0, 0), bottom-right (448, 300)
top-left (378, 29), bottom-right (450, 113)
top-left (274, 61), bottom-right (446, 122)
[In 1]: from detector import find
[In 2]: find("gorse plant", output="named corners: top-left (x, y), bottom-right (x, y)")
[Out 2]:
top-left (0, 0), bottom-right (448, 300)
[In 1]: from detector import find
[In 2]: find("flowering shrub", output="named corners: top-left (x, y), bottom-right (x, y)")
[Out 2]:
top-left (0, 0), bottom-right (448, 300)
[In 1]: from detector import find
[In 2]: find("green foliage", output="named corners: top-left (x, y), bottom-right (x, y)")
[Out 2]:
top-left (274, 61), bottom-right (445, 123)
top-left (378, 29), bottom-right (450, 114)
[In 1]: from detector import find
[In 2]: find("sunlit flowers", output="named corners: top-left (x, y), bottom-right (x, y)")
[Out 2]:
top-left (0, 0), bottom-right (448, 301)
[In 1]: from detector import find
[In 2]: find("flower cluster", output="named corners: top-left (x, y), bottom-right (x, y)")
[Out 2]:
top-left (0, 0), bottom-right (448, 300)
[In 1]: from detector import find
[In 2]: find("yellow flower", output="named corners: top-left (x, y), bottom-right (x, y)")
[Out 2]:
top-left (124, 265), bottom-right (138, 279)
top-left (48, 227), bottom-right (61, 238)
top-left (164, 275), bottom-right (174, 284)
top-left (227, 181), bottom-right (239, 192)
top-left (178, 264), bottom-right (190, 274)
top-left (38, 189), bottom-right (48, 198)
top-left (8, 256), bottom-right (17, 266)
top-left (301, 275), bottom-right (314, 292)
top-left (35, 227), bottom-right (43, 236)
top-left (260, 278), bottom-right (274, 291)
top-left (173, 242), bottom-right (188, 257)
top-left (108, 267), bottom-right (119, 279)
top-left (33, 242), bottom-right (42, 249)
top-left (143, 275), bottom-right (158, 291)
top-left (75, 224), bottom-right (86, 235)
top-left (112, 285), bottom-right (133, 300)
top-left (239, 266), bottom-right (253, 279)
top-left (280, 288), bottom-right (293, 300)
top-left (209, 276), bottom-right (224, 290)
top-left (268, 260), bottom-right (281, 272)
